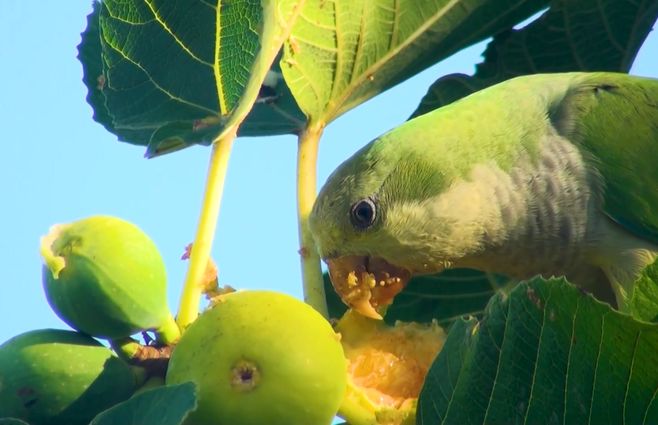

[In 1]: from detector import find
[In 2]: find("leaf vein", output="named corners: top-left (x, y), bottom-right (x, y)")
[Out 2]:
top-left (562, 297), bottom-right (580, 425)
top-left (200, 0), bottom-right (216, 10)
top-left (622, 330), bottom-right (641, 425)
top-left (144, 0), bottom-right (213, 67)
top-left (213, 1), bottom-right (227, 113)
top-left (482, 294), bottom-right (512, 423)
top-left (523, 288), bottom-right (553, 424)
top-left (562, 6), bottom-right (586, 69)
top-left (103, 39), bottom-right (216, 115)
top-left (642, 376), bottom-right (658, 424)
top-left (587, 311), bottom-right (609, 425)
top-left (597, 0), bottom-right (625, 53)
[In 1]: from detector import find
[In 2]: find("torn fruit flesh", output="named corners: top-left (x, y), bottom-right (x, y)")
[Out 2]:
top-left (326, 256), bottom-right (411, 320)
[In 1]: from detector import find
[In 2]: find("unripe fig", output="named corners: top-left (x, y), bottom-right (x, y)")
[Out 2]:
top-left (40, 215), bottom-right (179, 341)
top-left (166, 290), bottom-right (347, 425)
top-left (0, 329), bottom-right (146, 425)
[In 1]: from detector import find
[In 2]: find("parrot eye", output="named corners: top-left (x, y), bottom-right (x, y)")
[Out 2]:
top-left (350, 198), bottom-right (377, 230)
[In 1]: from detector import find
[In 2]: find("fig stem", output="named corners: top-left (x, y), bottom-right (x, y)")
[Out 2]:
top-left (110, 337), bottom-right (141, 363)
top-left (110, 337), bottom-right (173, 379)
top-left (155, 314), bottom-right (181, 344)
top-left (177, 128), bottom-right (237, 330)
top-left (297, 122), bottom-right (328, 318)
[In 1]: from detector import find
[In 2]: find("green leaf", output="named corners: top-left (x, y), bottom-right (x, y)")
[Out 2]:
top-left (413, 0), bottom-right (658, 116)
top-left (78, 2), bottom-right (117, 140)
top-left (418, 276), bottom-right (658, 424)
top-left (384, 268), bottom-right (514, 326)
top-left (281, 0), bottom-right (549, 124)
top-left (0, 419), bottom-right (30, 425)
top-left (236, 60), bottom-right (306, 136)
top-left (78, 0), bottom-right (305, 157)
top-left (89, 382), bottom-right (196, 425)
top-left (628, 257), bottom-right (658, 323)
top-left (323, 272), bottom-right (348, 320)
top-left (324, 268), bottom-right (513, 326)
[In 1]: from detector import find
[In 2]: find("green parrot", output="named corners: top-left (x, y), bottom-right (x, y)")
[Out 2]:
top-left (309, 72), bottom-right (658, 319)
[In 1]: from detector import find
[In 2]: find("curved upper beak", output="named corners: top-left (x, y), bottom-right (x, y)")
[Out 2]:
top-left (325, 255), bottom-right (411, 320)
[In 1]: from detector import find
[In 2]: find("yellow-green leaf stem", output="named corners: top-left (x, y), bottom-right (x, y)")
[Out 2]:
top-left (297, 123), bottom-right (328, 318)
top-left (177, 128), bottom-right (237, 330)
top-left (110, 337), bottom-right (141, 363)
top-left (155, 314), bottom-right (182, 345)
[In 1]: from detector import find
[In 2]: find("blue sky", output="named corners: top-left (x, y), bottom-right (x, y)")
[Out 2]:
top-left (0, 2), bottom-right (656, 343)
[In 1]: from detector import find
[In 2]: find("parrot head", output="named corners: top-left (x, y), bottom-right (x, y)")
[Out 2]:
top-left (310, 126), bottom-right (462, 319)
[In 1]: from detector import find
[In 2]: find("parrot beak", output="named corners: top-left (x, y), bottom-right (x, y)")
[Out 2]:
top-left (325, 256), bottom-right (411, 320)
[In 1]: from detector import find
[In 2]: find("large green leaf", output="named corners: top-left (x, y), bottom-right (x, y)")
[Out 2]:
top-left (281, 0), bottom-right (549, 124)
top-left (89, 382), bottom-right (196, 425)
top-left (413, 0), bottom-right (658, 116)
top-left (628, 257), bottom-right (658, 323)
top-left (384, 269), bottom-right (514, 326)
top-left (0, 419), bottom-right (29, 425)
top-left (237, 60), bottom-right (306, 136)
top-left (325, 268), bottom-right (514, 326)
top-left (418, 276), bottom-right (658, 424)
top-left (79, 0), bottom-right (305, 157)
top-left (79, 1), bottom-right (128, 141)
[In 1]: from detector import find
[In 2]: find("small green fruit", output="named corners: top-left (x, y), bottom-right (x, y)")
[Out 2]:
top-left (166, 290), bottom-right (347, 425)
top-left (0, 329), bottom-right (145, 425)
top-left (40, 215), bottom-right (178, 341)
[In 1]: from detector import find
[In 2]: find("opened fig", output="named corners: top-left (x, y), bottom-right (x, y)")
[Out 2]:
top-left (40, 215), bottom-right (179, 341)
top-left (166, 290), bottom-right (347, 425)
top-left (336, 311), bottom-right (446, 425)
top-left (0, 329), bottom-right (145, 425)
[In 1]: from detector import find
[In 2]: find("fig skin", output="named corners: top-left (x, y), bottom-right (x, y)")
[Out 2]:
top-left (166, 290), bottom-right (347, 425)
top-left (40, 215), bottom-right (179, 341)
top-left (0, 329), bottom-right (145, 425)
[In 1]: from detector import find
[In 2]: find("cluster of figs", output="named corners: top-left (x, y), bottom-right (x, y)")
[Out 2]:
top-left (0, 215), bottom-right (446, 425)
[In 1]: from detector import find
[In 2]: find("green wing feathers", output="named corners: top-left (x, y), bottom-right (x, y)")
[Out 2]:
top-left (553, 73), bottom-right (658, 244)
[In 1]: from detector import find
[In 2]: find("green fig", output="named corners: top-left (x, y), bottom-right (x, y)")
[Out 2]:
top-left (0, 329), bottom-right (146, 425)
top-left (166, 290), bottom-right (347, 425)
top-left (40, 215), bottom-right (179, 341)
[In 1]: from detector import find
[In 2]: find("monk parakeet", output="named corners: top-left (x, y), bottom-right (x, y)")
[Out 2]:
top-left (309, 72), bottom-right (658, 319)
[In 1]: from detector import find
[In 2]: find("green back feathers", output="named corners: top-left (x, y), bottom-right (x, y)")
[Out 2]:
top-left (550, 73), bottom-right (658, 244)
